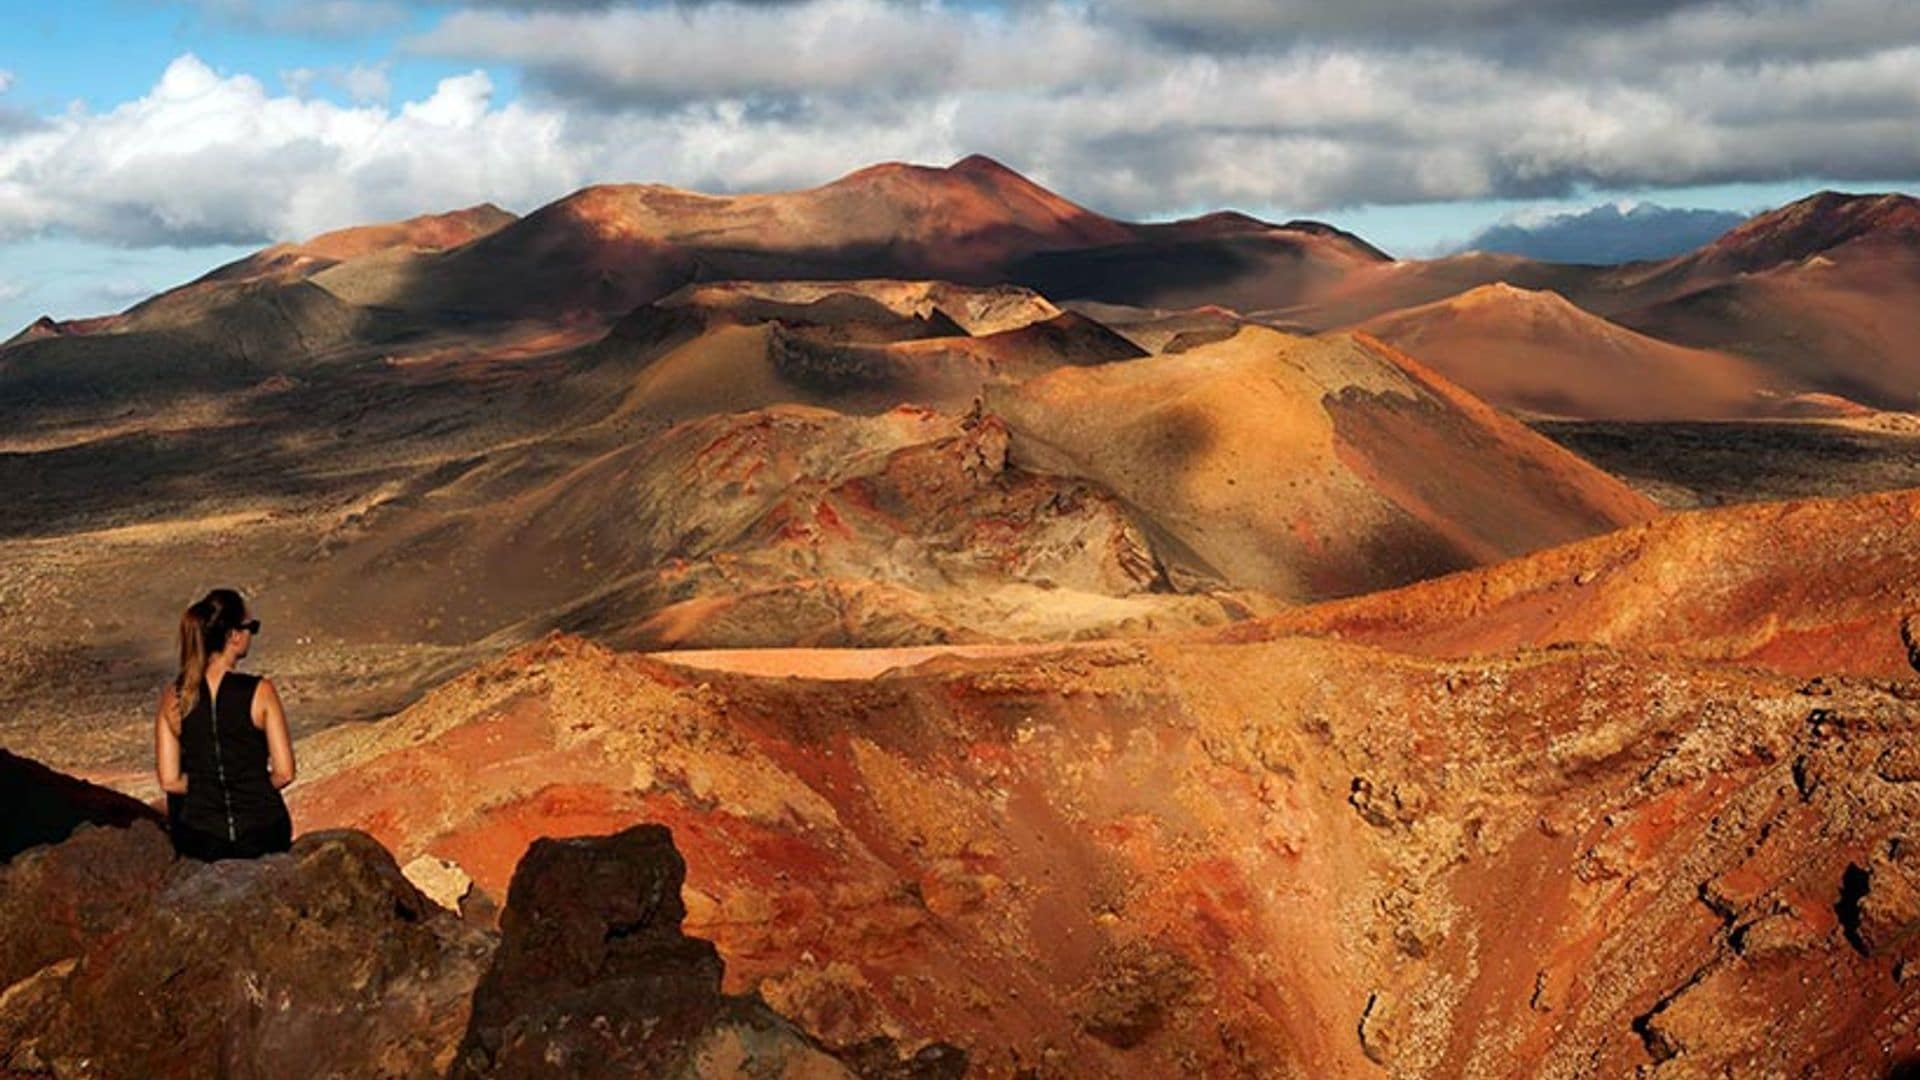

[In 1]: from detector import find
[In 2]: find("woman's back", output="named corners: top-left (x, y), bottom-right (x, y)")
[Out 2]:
top-left (156, 587), bottom-right (296, 861)
top-left (174, 671), bottom-right (290, 854)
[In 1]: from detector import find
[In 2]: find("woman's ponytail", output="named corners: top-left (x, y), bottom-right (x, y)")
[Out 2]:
top-left (175, 600), bottom-right (213, 720)
top-left (174, 589), bottom-right (246, 719)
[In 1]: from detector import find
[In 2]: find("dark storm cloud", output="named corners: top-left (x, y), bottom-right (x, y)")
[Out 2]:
top-left (401, 0), bottom-right (1920, 214)
top-left (1099, 0), bottom-right (1724, 44)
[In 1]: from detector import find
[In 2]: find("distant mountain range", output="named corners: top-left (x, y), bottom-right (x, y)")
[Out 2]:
top-left (1461, 202), bottom-right (1752, 264)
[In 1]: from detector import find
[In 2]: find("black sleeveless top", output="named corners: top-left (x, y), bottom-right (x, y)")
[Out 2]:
top-left (177, 672), bottom-right (288, 842)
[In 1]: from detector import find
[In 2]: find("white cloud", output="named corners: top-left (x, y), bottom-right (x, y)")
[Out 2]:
top-left (1104, 0), bottom-right (1719, 37)
top-left (0, 279), bottom-right (24, 302)
top-left (0, 55), bottom-right (586, 246)
top-left (0, 71), bottom-right (14, 95)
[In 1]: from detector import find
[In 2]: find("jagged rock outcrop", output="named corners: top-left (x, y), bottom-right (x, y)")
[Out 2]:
top-left (454, 823), bottom-right (960, 1078)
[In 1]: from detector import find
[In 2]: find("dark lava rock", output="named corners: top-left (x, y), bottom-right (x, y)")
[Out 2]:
top-left (453, 823), bottom-right (853, 1078)
top-left (1, 749), bottom-right (165, 861)
top-left (5, 829), bottom-right (493, 1078)
top-left (0, 818), bottom-right (175, 990)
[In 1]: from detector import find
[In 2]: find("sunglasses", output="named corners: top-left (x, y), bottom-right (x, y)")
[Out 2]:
top-left (236, 619), bottom-right (262, 634)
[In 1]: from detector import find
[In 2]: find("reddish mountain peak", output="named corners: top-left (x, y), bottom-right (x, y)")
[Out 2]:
top-left (1278, 219), bottom-right (1395, 262)
top-left (2, 314), bottom-right (67, 349)
top-left (290, 202), bottom-right (520, 261)
top-left (948, 152), bottom-right (1023, 179)
top-left (1140, 211), bottom-right (1392, 268)
top-left (1162, 210), bottom-right (1275, 236)
top-left (1447, 281), bottom-right (1578, 310)
top-left (1696, 190), bottom-right (1920, 271)
top-left (827, 154), bottom-right (1093, 212)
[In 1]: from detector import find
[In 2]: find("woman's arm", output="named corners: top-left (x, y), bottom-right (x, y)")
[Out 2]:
top-left (257, 678), bottom-right (297, 790)
top-left (154, 687), bottom-right (188, 795)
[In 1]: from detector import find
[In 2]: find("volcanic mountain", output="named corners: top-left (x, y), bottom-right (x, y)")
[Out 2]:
top-left (202, 203), bottom-right (520, 288)
top-left (1355, 282), bottom-right (1859, 421)
top-left (1264, 191), bottom-right (1920, 412)
top-left (318, 155), bottom-right (1140, 320)
top-left (12, 160), bottom-right (1913, 418)
top-left (1007, 209), bottom-right (1394, 315)
top-left (1605, 193), bottom-right (1920, 408)
top-left (986, 324), bottom-right (1654, 600)
top-left (0, 157), bottom-right (1374, 411)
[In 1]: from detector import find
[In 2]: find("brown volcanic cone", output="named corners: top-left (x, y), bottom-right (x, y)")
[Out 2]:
top-left (1224, 485), bottom-right (1920, 679)
top-left (307, 402), bottom-right (1253, 653)
top-left (198, 203), bottom-right (519, 288)
top-left (0, 206), bottom-right (519, 408)
top-left (985, 325), bottom-right (1656, 601)
top-left (372, 156), bottom-right (1136, 320)
top-left (1011, 208), bottom-right (1393, 315)
top-left (283, 631), bottom-right (1920, 1077)
top-left (1663, 190), bottom-right (1920, 281)
top-left (1357, 282), bottom-right (1847, 420)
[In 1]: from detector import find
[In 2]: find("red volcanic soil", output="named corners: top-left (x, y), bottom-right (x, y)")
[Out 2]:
top-left (284, 204), bottom-right (519, 262)
top-left (284, 631), bottom-right (1920, 1077)
top-left (1220, 486), bottom-right (1920, 680)
top-left (656, 278), bottom-right (1064, 336)
top-left (1357, 282), bottom-right (1848, 421)
top-left (987, 324), bottom-right (1656, 601)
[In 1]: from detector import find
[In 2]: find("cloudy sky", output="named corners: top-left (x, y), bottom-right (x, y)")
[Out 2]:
top-left (1, 0), bottom-right (1917, 331)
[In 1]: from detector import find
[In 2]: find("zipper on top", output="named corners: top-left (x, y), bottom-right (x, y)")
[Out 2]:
top-left (206, 677), bottom-right (238, 843)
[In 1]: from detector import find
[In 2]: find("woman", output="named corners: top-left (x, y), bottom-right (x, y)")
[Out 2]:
top-left (153, 588), bottom-right (297, 860)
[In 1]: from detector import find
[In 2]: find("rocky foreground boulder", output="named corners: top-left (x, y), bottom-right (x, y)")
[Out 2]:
top-left (0, 825), bottom-right (490, 1077)
top-left (0, 757), bottom-right (948, 1078)
top-left (453, 823), bottom-right (963, 1078)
